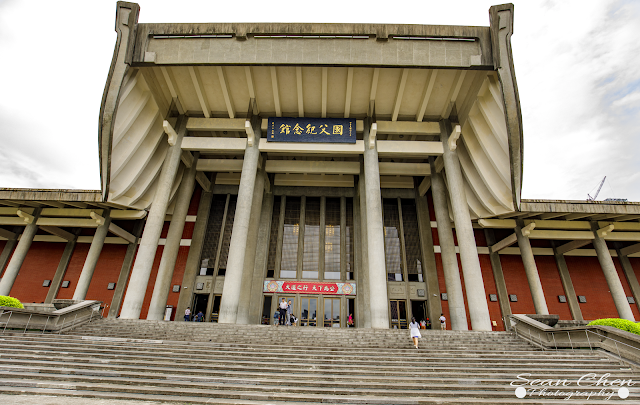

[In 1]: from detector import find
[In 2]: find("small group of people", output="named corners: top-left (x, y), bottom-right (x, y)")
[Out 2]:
top-left (274, 298), bottom-right (297, 326)
top-left (184, 307), bottom-right (204, 322)
top-left (409, 313), bottom-right (446, 349)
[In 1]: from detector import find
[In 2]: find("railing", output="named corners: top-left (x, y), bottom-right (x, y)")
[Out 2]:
top-left (509, 314), bottom-right (640, 368)
top-left (0, 300), bottom-right (103, 334)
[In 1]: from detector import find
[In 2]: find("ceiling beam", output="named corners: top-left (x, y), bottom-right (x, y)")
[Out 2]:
top-left (196, 171), bottom-right (211, 192)
top-left (108, 222), bottom-right (136, 244)
top-left (441, 70), bottom-right (466, 119)
top-left (186, 117), bottom-right (246, 132)
top-left (418, 176), bottom-right (431, 196)
top-left (378, 162), bottom-right (430, 176)
top-left (490, 233), bottom-right (517, 253)
top-left (110, 210), bottom-right (147, 220)
top-left (181, 137), bottom-right (247, 153)
top-left (417, 70), bottom-right (437, 122)
top-left (244, 67), bottom-right (259, 114)
top-left (259, 138), bottom-right (364, 156)
top-left (376, 140), bottom-right (443, 158)
top-left (35, 218), bottom-right (101, 228)
top-left (528, 230), bottom-right (594, 240)
top-left (197, 159), bottom-right (244, 172)
top-left (620, 243), bottom-right (640, 257)
top-left (274, 174), bottom-right (353, 188)
top-left (369, 68), bottom-right (379, 116)
top-left (556, 240), bottom-right (591, 255)
top-left (391, 69), bottom-right (408, 122)
top-left (376, 121), bottom-right (440, 136)
top-left (216, 66), bottom-right (235, 119)
top-left (265, 160), bottom-right (360, 175)
top-left (40, 208), bottom-right (104, 218)
top-left (181, 150), bottom-right (194, 168)
top-left (39, 226), bottom-right (75, 241)
top-left (538, 212), bottom-right (566, 220)
top-left (159, 66), bottom-right (185, 114)
top-left (187, 66), bottom-right (210, 118)
top-left (270, 66), bottom-right (281, 117)
top-left (296, 67), bottom-right (304, 117)
top-left (321, 67), bottom-right (328, 118)
top-left (0, 227), bottom-right (16, 239)
top-left (344, 67), bottom-right (353, 119)
top-left (563, 213), bottom-right (593, 221)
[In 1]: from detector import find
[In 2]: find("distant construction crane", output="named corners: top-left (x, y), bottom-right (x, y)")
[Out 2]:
top-left (587, 176), bottom-right (606, 201)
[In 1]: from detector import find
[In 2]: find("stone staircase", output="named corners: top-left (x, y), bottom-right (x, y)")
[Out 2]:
top-left (0, 319), bottom-right (637, 404)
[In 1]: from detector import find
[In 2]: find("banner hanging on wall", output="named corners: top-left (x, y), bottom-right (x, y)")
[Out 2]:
top-left (263, 280), bottom-right (356, 296)
top-left (267, 117), bottom-right (356, 143)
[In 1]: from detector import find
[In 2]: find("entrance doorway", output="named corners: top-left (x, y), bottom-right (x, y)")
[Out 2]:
top-left (324, 297), bottom-right (340, 327)
top-left (300, 297), bottom-right (317, 326)
top-left (261, 296), bottom-right (272, 325)
top-left (411, 300), bottom-right (426, 324)
top-left (192, 294), bottom-right (208, 321)
top-left (210, 295), bottom-right (221, 322)
top-left (279, 296), bottom-right (295, 325)
top-left (389, 300), bottom-right (407, 329)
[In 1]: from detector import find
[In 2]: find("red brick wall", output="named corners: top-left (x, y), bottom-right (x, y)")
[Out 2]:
top-left (10, 242), bottom-right (65, 303)
top-left (434, 253), bottom-right (472, 330)
top-left (479, 254), bottom-right (505, 331)
top-left (500, 255), bottom-right (536, 315)
top-left (0, 240), bottom-right (8, 275)
top-left (84, 245), bottom-right (128, 309)
top-left (55, 244), bottom-right (90, 299)
top-left (613, 257), bottom-right (640, 320)
top-left (537, 256), bottom-right (572, 320)
top-left (566, 256), bottom-right (618, 321)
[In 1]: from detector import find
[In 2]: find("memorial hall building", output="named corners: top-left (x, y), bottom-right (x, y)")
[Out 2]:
top-left (1, 2), bottom-right (640, 331)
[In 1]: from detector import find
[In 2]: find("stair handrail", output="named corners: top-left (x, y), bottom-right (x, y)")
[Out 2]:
top-left (0, 301), bottom-right (103, 334)
top-left (509, 314), bottom-right (640, 369)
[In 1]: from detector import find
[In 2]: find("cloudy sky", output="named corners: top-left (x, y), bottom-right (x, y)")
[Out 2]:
top-left (0, 0), bottom-right (638, 202)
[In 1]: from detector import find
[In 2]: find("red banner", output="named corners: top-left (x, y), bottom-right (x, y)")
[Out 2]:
top-left (264, 280), bottom-right (356, 295)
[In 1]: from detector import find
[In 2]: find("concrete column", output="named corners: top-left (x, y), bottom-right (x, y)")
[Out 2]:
top-left (616, 250), bottom-right (640, 314)
top-left (45, 235), bottom-right (78, 304)
top-left (550, 241), bottom-right (583, 321)
top-left (248, 186), bottom-right (274, 324)
top-left (0, 231), bottom-right (18, 276)
top-left (237, 164), bottom-right (266, 324)
top-left (440, 120), bottom-right (491, 331)
top-left (218, 120), bottom-right (261, 324)
top-left (591, 223), bottom-right (635, 321)
top-left (120, 116), bottom-right (186, 319)
top-left (108, 220), bottom-right (145, 319)
top-left (363, 121), bottom-right (390, 329)
top-left (515, 220), bottom-right (548, 315)
top-left (429, 161), bottom-right (468, 330)
top-left (0, 209), bottom-right (41, 296)
top-left (147, 155), bottom-right (199, 320)
top-left (176, 177), bottom-right (215, 320)
top-left (354, 172), bottom-right (369, 328)
top-left (414, 184), bottom-right (443, 325)
top-left (73, 212), bottom-right (111, 301)
top-left (484, 229), bottom-right (512, 330)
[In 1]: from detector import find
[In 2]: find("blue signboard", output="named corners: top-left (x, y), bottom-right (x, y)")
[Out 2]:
top-left (267, 117), bottom-right (356, 143)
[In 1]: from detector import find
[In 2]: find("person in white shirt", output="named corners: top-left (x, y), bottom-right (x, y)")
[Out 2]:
top-left (184, 307), bottom-right (191, 322)
top-left (439, 313), bottom-right (446, 330)
top-left (278, 298), bottom-right (288, 326)
top-left (409, 317), bottom-right (421, 349)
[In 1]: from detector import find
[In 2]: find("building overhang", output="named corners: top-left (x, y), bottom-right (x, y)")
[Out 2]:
top-left (99, 2), bottom-right (524, 217)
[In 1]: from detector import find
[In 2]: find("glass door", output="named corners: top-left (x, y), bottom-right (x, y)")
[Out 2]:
top-left (300, 297), bottom-right (317, 326)
top-left (324, 297), bottom-right (340, 327)
top-left (390, 300), bottom-right (408, 329)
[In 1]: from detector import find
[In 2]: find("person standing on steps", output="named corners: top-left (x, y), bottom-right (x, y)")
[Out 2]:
top-left (184, 307), bottom-right (191, 322)
top-left (273, 309), bottom-right (280, 325)
top-left (279, 298), bottom-right (288, 326)
top-left (347, 313), bottom-right (354, 327)
top-left (286, 300), bottom-right (293, 326)
top-left (409, 317), bottom-right (421, 349)
top-left (439, 313), bottom-right (446, 330)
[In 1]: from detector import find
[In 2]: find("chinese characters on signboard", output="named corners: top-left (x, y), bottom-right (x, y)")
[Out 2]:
top-left (263, 280), bottom-right (356, 296)
top-left (268, 118), bottom-right (356, 143)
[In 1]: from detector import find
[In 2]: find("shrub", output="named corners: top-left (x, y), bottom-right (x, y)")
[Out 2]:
top-left (588, 318), bottom-right (640, 336)
top-left (0, 295), bottom-right (24, 309)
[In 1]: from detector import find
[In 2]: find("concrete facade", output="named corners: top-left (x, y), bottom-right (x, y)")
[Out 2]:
top-left (1, 2), bottom-right (640, 331)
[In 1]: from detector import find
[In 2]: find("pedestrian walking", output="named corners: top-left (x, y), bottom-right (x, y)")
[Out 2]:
top-left (196, 311), bottom-right (204, 322)
top-left (347, 313), bottom-right (354, 327)
top-left (409, 317), bottom-right (421, 349)
top-left (184, 307), bottom-right (191, 322)
top-left (439, 313), bottom-right (446, 330)
top-left (273, 310), bottom-right (280, 325)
